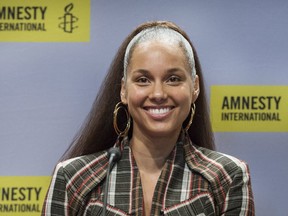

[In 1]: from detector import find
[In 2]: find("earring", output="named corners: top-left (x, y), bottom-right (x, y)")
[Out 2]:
top-left (184, 103), bottom-right (196, 132)
top-left (113, 102), bottom-right (131, 137)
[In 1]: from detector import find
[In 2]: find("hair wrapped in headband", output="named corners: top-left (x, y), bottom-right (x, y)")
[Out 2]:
top-left (123, 26), bottom-right (197, 80)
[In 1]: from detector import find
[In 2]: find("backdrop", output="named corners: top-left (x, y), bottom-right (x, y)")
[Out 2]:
top-left (1, 1), bottom-right (288, 215)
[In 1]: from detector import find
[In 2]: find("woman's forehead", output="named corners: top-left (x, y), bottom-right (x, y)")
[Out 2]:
top-left (128, 41), bottom-right (190, 71)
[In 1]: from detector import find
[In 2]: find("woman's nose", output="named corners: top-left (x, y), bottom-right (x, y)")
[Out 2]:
top-left (149, 82), bottom-right (167, 102)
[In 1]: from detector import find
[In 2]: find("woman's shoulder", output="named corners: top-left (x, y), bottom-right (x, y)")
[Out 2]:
top-left (55, 150), bottom-right (109, 182)
top-left (185, 144), bottom-right (252, 206)
top-left (186, 144), bottom-right (250, 184)
top-left (45, 151), bottom-right (110, 213)
top-left (195, 145), bottom-right (247, 167)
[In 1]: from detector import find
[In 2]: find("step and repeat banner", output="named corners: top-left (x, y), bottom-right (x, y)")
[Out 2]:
top-left (1, 1), bottom-right (288, 215)
top-left (1, 0), bottom-right (90, 215)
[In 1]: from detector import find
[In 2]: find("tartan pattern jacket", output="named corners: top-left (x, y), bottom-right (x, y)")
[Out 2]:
top-left (42, 136), bottom-right (255, 216)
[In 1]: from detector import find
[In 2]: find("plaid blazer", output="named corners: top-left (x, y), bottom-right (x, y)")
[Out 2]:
top-left (42, 136), bottom-right (254, 216)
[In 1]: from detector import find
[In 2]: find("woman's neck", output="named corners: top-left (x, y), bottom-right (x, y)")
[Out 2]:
top-left (129, 131), bottom-right (179, 173)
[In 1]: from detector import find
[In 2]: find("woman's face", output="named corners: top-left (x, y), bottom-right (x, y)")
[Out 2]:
top-left (121, 40), bottom-right (199, 139)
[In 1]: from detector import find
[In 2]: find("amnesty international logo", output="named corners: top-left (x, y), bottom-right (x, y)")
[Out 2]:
top-left (0, 0), bottom-right (90, 42)
top-left (58, 3), bottom-right (78, 33)
top-left (0, 176), bottom-right (51, 216)
top-left (210, 86), bottom-right (288, 132)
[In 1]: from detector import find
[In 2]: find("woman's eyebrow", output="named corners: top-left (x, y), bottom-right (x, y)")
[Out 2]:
top-left (166, 68), bottom-right (185, 74)
top-left (131, 69), bottom-right (150, 75)
top-left (131, 68), bottom-right (185, 76)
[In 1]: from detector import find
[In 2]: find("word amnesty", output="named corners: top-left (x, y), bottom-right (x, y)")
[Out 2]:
top-left (0, 6), bottom-right (47, 20)
top-left (222, 96), bottom-right (281, 110)
top-left (0, 6), bottom-right (47, 32)
top-left (0, 187), bottom-right (42, 201)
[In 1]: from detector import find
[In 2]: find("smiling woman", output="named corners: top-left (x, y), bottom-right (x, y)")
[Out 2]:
top-left (121, 39), bottom-right (197, 142)
top-left (42, 21), bottom-right (255, 216)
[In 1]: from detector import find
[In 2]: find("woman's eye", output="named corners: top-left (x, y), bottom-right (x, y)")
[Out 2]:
top-left (167, 76), bottom-right (181, 83)
top-left (136, 77), bottom-right (149, 83)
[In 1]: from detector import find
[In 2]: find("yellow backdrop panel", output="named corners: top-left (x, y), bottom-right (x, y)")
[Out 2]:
top-left (211, 86), bottom-right (288, 132)
top-left (0, 0), bottom-right (90, 42)
top-left (0, 176), bottom-right (51, 215)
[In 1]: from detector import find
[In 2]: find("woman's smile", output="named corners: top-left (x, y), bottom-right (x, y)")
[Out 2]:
top-left (144, 106), bottom-right (174, 120)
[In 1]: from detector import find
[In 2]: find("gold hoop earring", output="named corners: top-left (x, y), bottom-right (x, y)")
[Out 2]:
top-left (113, 102), bottom-right (131, 137)
top-left (184, 103), bottom-right (196, 132)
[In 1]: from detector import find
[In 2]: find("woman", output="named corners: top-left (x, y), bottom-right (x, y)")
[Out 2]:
top-left (42, 21), bottom-right (255, 215)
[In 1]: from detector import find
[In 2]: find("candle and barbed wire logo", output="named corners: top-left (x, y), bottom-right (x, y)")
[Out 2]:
top-left (59, 3), bottom-right (78, 33)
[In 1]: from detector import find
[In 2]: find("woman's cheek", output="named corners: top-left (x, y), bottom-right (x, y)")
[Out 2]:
top-left (126, 87), bottom-right (148, 104)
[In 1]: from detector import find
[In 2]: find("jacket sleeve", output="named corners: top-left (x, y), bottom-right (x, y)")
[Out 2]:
top-left (221, 161), bottom-right (255, 216)
top-left (42, 162), bottom-right (72, 216)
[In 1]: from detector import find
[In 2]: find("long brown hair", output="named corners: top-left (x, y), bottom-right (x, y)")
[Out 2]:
top-left (61, 21), bottom-right (215, 160)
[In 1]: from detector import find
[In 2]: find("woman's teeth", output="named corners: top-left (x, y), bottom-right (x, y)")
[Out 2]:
top-left (148, 108), bottom-right (170, 114)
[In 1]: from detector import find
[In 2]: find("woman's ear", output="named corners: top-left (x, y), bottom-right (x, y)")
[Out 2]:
top-left (120, 78), bottom-right (127, 104)
top-left (192, 75), bottom-right (200, 102)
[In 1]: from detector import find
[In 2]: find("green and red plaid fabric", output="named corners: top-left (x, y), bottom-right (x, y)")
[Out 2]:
top-left (42, 136), bottom-right (254, 215)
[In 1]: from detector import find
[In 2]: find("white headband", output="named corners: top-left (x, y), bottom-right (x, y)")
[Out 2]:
top-left (123, 26), bottom-right (197, 80)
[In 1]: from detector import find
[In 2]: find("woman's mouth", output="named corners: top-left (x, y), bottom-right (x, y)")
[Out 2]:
top-left (143, 106), bottom-right (174, 119)
top-left (148, 107), bottom-right (171, 115)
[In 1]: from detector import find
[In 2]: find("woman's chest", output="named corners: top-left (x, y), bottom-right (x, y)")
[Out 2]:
top-left (78, 161), bottom-right (216, 216)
